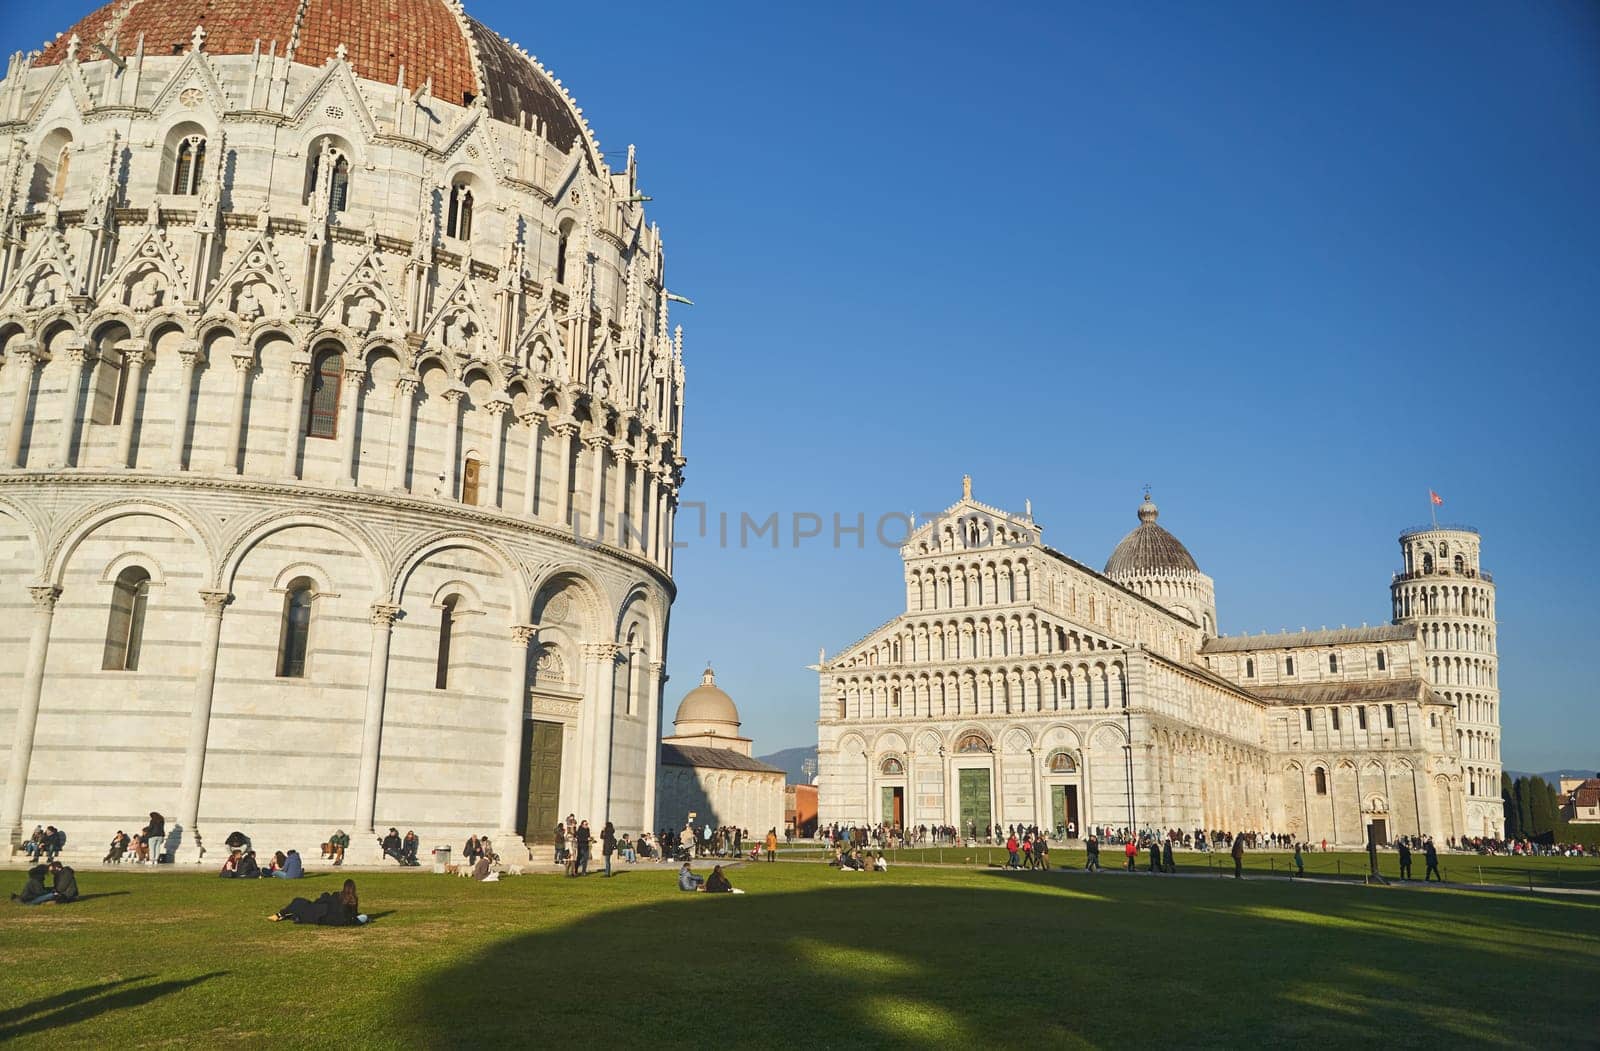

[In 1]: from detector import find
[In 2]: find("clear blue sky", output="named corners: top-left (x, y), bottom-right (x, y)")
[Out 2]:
top-left (15, 1), bottom-right (1598, 770)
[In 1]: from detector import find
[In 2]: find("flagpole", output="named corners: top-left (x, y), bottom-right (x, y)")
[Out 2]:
top-left (1430, 492), bottom-right (1438, 530)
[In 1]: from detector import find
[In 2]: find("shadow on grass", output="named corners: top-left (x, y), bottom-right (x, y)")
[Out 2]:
top-left (399, 871), bottom-right (1600, 1048)
top-left (65, 891), bottom-right (131, 903)
top-left (0, 972), bottom-right (227, 1039)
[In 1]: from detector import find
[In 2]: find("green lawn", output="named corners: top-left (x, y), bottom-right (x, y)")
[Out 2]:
top-left (2, 862), bottom-right (1597, 1048)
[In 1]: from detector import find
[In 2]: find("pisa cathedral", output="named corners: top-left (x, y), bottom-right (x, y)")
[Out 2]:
top-left (0, 0), bottom-right (686, 860)
top-left (817, 480), bottom-right (1503, 846)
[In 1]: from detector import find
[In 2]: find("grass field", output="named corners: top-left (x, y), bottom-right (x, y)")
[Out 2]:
top-left (2, 861), bottom-right (1597, 1048)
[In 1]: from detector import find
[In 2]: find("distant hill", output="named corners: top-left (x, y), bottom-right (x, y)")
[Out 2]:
top-left (758, 746), bottom-right (818, 784)
top-left (1505, 769), bottom-right (1597, 783)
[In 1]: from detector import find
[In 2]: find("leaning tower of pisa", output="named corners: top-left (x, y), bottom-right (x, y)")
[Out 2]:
top-left (1391, 525), bottom-right (1502, 838)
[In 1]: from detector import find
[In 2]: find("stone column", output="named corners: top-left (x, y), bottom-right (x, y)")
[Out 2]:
top-left (52, 338), bottom-right (89, 467)
top-left (352, 603), bottom-right (401, 843)
top-left (440, 387), bottom-right (465, 501)
top-left (3, 344), bottom-right (38, 469)
top-left (664, 500), bottom-right (677, 575)
top-left (114, 344), bottom-right (148, 468)
top-left (168, 341), bottom-right (202, 470)
top-left (650, 469), bottom-right (666, 564)
top-left (334, 362), bottom-right (366, 486)
top-left (176, 589), bottom-right (230, 862)
top-left (583, 642), bottom-right (621, 822)
top-left (585, 435), bottom-right (607, 540)
top-left (1, 586), bottom-right (60, 846)
top-left (519, 409), bottom-right (545, 517)
top-left (610, 441), bottom-right (629, 545)
top-left (498, 625), bottom-right (537, 856)
top-left (642, 660), bottom-right (665, 833)
top-left (389, 374), bottom-right (419, 491)
top-left (482, 396), bottom-right (510, 509)
top-left (629, 452), bottom-right (648, 552)
top-left (864, 748), bottom-right (875, 827)
top-left (282, 359), bottom-right (310, 478)
top-left (552, 422), bottom-right (577, 529)
top-left (223, 353), bottom-right (253, 473)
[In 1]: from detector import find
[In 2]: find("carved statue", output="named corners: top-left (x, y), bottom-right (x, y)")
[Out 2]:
top-left (344, 292), bottom-right (381, 334)
top-left (127, 269), bottom-right (166, 311)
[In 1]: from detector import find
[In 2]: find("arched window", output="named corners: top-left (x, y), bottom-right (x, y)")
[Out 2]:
top-left (1453, 555), bottom-right (1465, 574)
top-left (171, 135), bottom-right (206, 195)
top-left (461, 457), bottom-right (482, 505)
top-left (1047, 751), bottom-right (1076, 774)
top-left (1422, 553), bottom-right (1434, 573)
top-left (435, 595), bottom-right (458, 689)
top-left (306, 348), bottom-right (342, 438)
top-left (1314, 768), bottom-right (1328, 795)
top-left (1329, 653), bottom-right (1339, 673)
top-left (556, 222), bottom-right (572, 284)
top-left (956, 732), bottom-right (990, 754)
top-left (308, 145), bottom-right (351, 216)
top-left (880, 757), bottom-right (904, 776)
top-left (1376, 650), bottom-right (1387, 671)
top-left (102, 567), bottom-right (151, 670)
top-left (1429, 712), bottom-right (1438, 728)
top-left (52, 144), bottom-right (72, 199)
top-left (277, 578), bottom-right (315, 677)
top-left (447, 184), bottom-right (474, 239)
top-left (1245, 658), bottom-right (1255, 678)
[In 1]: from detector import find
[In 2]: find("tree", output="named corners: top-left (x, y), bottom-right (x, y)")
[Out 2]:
top-left (1527, 776), bottom-right (1561, 837)
top-left (1502, 773), bottom-right (1519, 839)
top-left (1516, 776), bottom-right (1535, 838)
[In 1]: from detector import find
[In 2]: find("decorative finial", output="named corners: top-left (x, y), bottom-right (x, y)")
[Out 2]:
top-left (962, 474), bottom-right (972, 500)
top-left (191, 23), bottom-right (206, 53)
top-left (1138, 489), bottom-right (1159, 524)
top-left (701, 665), bottom-right (715, 686)
top-left (334, 42), bottom-right (348, 62)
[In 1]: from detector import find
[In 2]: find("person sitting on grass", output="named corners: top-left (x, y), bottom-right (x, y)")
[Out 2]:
top-left (873, 852), bottom-right (888, 872)
top-left (269, 878), bottom-right (366, 926)
top-left (11, 865), bottom-right (55, 905)
top-left (704, 865), bottom-right (735, 893)
top-left (678, 862), bottom-right (704, 892)
top-left (47, 862), bottom-right (78, 904)
top-left (269, 850), bottom-right (304, 879)
top-left (220, 850), bottom-right (242, 877)
top-left (237, 849), bottom-right (262, 879)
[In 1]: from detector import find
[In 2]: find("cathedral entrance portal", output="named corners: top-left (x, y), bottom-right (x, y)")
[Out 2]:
top-left (1050, 784), bottom-right (1080, 837)
top-left (958, 768), bottom-right (992, 835)
top-left (1366, 818), bottom-right (1388, 847)
top-left (521, 720), bottom-right (564, 843)
top-left (881, 786), bottom-right (904, 827)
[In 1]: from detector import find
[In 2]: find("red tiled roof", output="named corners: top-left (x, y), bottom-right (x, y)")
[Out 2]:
top-left (32, 0), bottom-right (584, 144)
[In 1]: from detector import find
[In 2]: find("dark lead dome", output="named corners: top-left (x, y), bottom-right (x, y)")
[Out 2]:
top-left (1104, 493), bottom-right (1201, 577)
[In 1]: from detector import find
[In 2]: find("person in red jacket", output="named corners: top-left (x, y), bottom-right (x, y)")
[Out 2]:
top-left (1005, 833), bottom-right (1020, 869)
top-left (1125, 838), bottom-right (1138, 872)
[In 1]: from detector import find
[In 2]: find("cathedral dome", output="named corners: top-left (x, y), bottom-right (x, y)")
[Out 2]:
top-left (673, 667), bottom-right (740, 731)
top-left (1104, 493), bottom-right (1201, 577)
top-left (34, 0), bottom-right (590, 155)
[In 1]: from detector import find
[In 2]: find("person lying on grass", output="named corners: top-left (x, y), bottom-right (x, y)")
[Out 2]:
top-left (268, 878), bottom-right (367, 925)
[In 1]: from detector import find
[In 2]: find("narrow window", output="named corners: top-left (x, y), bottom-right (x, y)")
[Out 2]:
top-left (171, 136), bottom-right (205, 195)
top-left (1453, 554), bottom-right (1465, 574)
top-left (52, 144), bottom-right (71, 199)
top-left (330, 155), bottom-right (350, 216)
top-left (306, 349), bottom-right (342, 438)
top-left (1245, 658), bottom-right (1255, 678)
top-left (1285, 655), bottom-right (1295, 676)
top-left (1422, 553), bottom-right (1434, 573)
top-left (1331, 707), bottom-right (1341, 731)
top-left (1429, 712), bottom-right (1438, 728)
top-left (102, 567), bottom-right (151, 670)
top-left (1329, 653), bottom-right (1339, 673)
top-left (278, 579), bottom-right (314, 678)
top-left (111, 352), bottom-right (132, 425)
top-left (435, 596), bottom-right (457, 689)
top-left (1358, 706), bottom-right (1368, 730)
top-left (1314, 768), bottom-right (1327, 795)
top-left (447, 185), bottom-right (474, 240)
top-left (1384, 704), bottom-right (1395, 729)
top-left (836, 698), bottom-right (846, 719)
top-left (461, 457), bottom-right (481, 505)
top-left (556, 225), bottom-right (571, 284)
top-left (1304, 708), bottom-right (1313, 731)
top-left (1376, 650), bottom-right (1386, 671)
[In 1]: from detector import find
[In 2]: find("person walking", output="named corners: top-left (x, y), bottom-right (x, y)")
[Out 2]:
top-left (1036, 836), bottom-right (1051, 871)
top-left (1230, 833), bottom-right (1244, 879)
top-left (1125, 838), bottom-right (1138, 873)
top-left (1148, 840), bottom-right (1161, 874)
top-left (1397, 841), bottom-right (1413, 881)
top-left (601, 821), bottom-right (616, 877)
top-left (1292, 841), bottom-right (1304, 878)
top-left (1085, 834), bottom-right (1100, 872)
top-left (576, 820), bottom-right (593, 875)
top-left (1423, 839), bottom-right (1442, 882)
top-left (1162, 839), bottom-right (1175, 874)
top-left (765, 828), bottom-right (778, 862)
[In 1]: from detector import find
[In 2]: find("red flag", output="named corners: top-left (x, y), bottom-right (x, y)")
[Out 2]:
top-left (1429, 490), bottom-right (1443, 506)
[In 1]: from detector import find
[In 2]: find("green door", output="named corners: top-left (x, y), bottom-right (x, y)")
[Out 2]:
top-left (958, 768), bottom-right (991, 832)
top-left (882, 786), bottom-right (896, 825)
top-left (1051, 784), bottom-right (1066, 830)
top-left (521, 720), bottom-right (563, 843)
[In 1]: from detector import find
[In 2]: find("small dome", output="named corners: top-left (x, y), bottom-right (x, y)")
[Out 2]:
top-left (1104, 492), bottom-right (1200, 577)
top-left (673, 666), bottom-right (740, 730)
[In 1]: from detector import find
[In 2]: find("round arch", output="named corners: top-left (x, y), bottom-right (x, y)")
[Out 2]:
top-left (218, 508), bottom-right (384, 595)
top-left (44, 499), bottom-right (214, 589)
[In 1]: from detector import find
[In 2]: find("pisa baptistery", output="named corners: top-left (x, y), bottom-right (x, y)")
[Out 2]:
top-left (0, 0), bottom-right (686, 862)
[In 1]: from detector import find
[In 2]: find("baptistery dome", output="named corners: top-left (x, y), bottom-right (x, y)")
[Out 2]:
top-left (0, 0), bottom-right (686, 862)
top-left (673, 667), bottom-right (740, 734)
